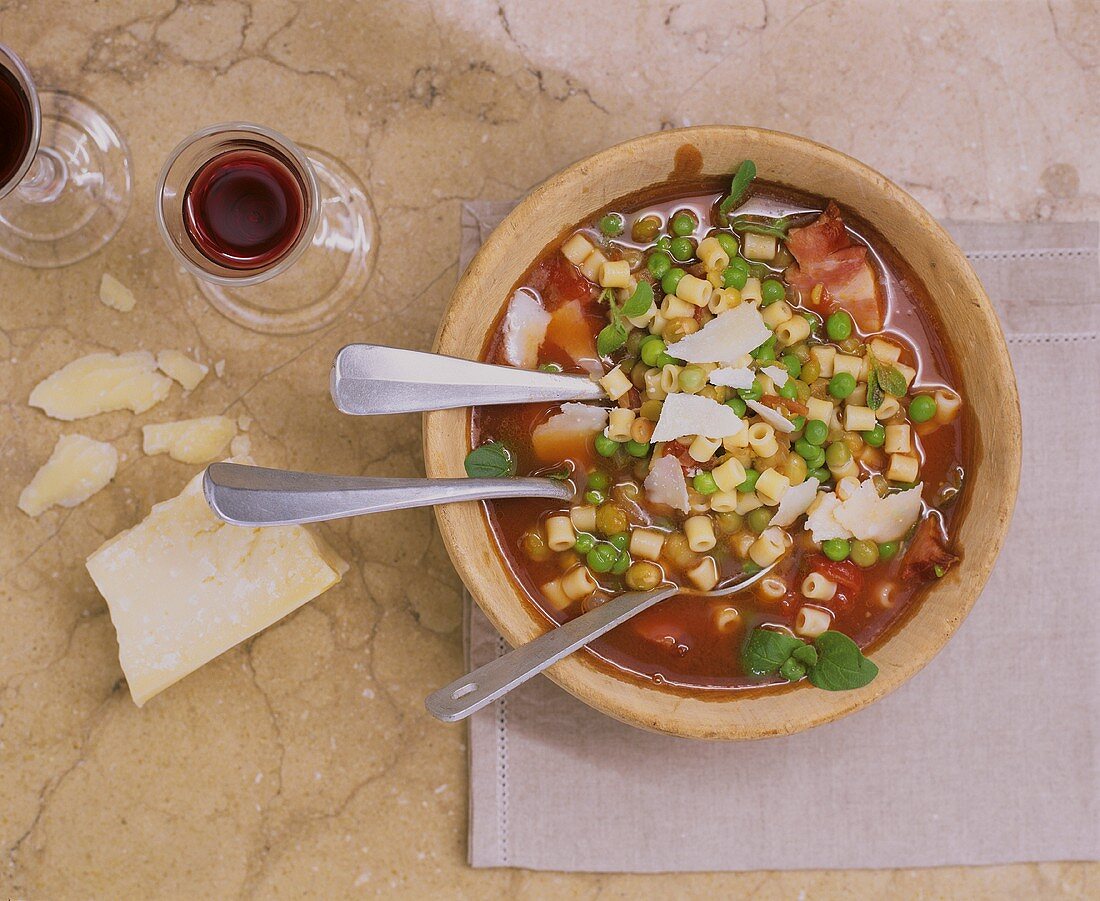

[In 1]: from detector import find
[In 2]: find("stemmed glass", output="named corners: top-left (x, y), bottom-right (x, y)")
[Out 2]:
top-left (156, 122), bottom-right (377, 335)
top-left (0, 42), bottom-right (132, 268)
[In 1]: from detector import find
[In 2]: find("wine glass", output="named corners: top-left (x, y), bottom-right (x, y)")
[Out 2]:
top-left (155, 122), bottom-right (377, 335)
top-left (0, 42), bottom-right (132, 268)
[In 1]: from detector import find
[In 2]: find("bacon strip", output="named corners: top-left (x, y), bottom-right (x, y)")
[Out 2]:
top-left (901, 515), bottom-right (959, 582)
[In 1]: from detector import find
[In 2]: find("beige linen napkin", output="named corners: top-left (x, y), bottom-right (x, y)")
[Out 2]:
top-left (460, 203), bottom-right (1099, 871)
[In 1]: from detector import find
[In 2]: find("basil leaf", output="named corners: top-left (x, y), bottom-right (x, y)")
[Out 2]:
top-left (596, 322), bottom-right (628, 357)
top-left (792, 644), bottom-right (819, 667)
top-left (545, 467), bottom-right (571, 481)
top-left (464, 441), bottom-right (516, 479)
top-left (808, 631), bottom-right (879, 691)
top-left (621, 281), bottom-right (653, 318)
top-left (718, 159), bottom-right (757, 220)
top-left (877, 364), bottom-right (908, 397)
top-left (729, 215), bottom-right (790, 239)
top-left (597, 287), bottom-right (616, 305)
top-left (742, 627), bottom-right (806, 676)
top-left (866, 366), bottom-right (884, 411)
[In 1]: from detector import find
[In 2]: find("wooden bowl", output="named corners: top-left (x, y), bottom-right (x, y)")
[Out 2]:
top-left (425, 126), bottom-right (1021, 739)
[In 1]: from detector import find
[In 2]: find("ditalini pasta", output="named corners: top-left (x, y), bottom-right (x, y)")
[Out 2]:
top-left (469, 166), bottom-right (964, 692)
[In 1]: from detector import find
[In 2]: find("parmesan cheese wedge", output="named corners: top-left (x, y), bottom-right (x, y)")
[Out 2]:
top-left (833, 480), bottom-right (924, 543)
top-left (18, 434), bottom-right (118, 517)
top-left (643, 453), bottom-right (689, 513)
top-left (156, 350), bottom-right (209, 391)
top-left (502, 288), bottom-right (551, 368)
top-left (143, 416), bottom-right (238, 464)
top-left (746, 399), bottom-right (796, 434)
top-left (769, 477), bottom-right (820, 528)
top-left (86, 462), bottom-right (348, 706)
top-left (804, 492), bottom-right (852, 542)
top-left (29, 352), bottom-right (173, 420)
top-left (708, 366), bottom-right (755, 389)
top-left (651, 393), bottom-right (746, 442)
top-left (665, 303), bottom-right (771, 364)
top-left (98, 273), bottom-right (136, 312)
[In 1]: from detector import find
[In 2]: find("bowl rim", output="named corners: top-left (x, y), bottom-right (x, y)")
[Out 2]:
top-left (425, 125), bottom-right (1022, 740)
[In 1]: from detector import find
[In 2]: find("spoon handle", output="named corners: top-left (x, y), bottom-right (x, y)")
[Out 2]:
top-left (330, 344), bottom-right (605, 415)
top-left (425, 585), bottom-right (680, 723)
top-left (203, 462), bottom-right (574, 526)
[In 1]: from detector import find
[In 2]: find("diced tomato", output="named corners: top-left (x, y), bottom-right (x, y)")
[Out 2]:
top-left (757, 394), bottom-right (808, 416)
top-left (531, 255), bottom-right (593, 311)
top-left (809, 556), bottom-right (864, 594)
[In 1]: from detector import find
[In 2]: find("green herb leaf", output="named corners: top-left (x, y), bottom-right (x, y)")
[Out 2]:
top-left (621, 281), bottom-right (653, 318)
top-left (877, 364), bottom-right (908, 397)
top-left (779, 657), bottom-right (807, 682)
top-left (464, 441), bottom-right (516, 479)
top-left (597, 287), bottom-right (616, 305)
top-left (808, 631), bottom-right (879, 691)
top-left (597, 322), bottom-right (628, 357)
top-left (545, 468), bottom-right (571, 481)
top-left (866, 365), bottom-right (884, 411)
top-left (792, 644), bottom-right (819, 667)
top-left (743, 628), bottom-right (806, 676)
top-left (729, 215), bottom-right (791, 239)
top-left (718, 159), bottom-right (757, 221)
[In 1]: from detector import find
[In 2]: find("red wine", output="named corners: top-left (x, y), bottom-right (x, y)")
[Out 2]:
top-left (183, 148), bottom-right (306, 270)
top-left (0, 65), bottom-right (33, 189)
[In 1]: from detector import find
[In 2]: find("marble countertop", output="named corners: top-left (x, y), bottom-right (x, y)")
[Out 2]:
top-left (0, 1), bottom-right (1095, 897)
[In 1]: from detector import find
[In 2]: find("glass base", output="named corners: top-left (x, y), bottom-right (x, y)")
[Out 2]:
top-left (0, 90), bottom-right (131, 268)
top-left (189, 147), bottom-right (377, 335)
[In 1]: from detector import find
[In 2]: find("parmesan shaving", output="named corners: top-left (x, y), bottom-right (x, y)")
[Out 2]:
top-left (643, 454), bottom-right (689, 513)
top-left (769, 477), bottom-right (821, 528)
top-left (98, 273), bottom-right (136, 312)
top-left (29, 351), bottom-right (173, 421)
top-left (761, 365), bottom-right (789, 388)
top-left (708, 366), bottom-right (754, 389)
top-left (833, 480), bottom-right (924, 543)
top-left (746, 399), bottom-right (796, 434)
top-left (651, 393), bottom-right (746, 442)
top-left (502, 288), bottom-right (551, 369)
top-left (804, 492), bottom-right (852, 542)
top-left (18, 434), bottom-right (118, 517)
top-left (664, 304), bottom-right (771, 364)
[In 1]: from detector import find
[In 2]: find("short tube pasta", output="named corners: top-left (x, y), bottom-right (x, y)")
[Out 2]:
top-left (713, 606), bottom-right (741, 632)
top-left (761, 301), bottom-right (793, 329)
top-left (886, 453), bottom-right (920, 483)
top-left (686, 556), bottom-right (719, 591)
top-left (600, 367), bottom-right (632, 399)
top-left (833, 353), bottom-right (863, 381)
top-left (561, 565), bottom-right (597, 601)
top-left (743, 233), bottom-right (777, 261)
top-left (708, 490), bottom-right (739, 513)
top-left (676, 274), bottom-right (713, 308)
top-left (660, 364), bottom-right (682, 394)
top-left (544, 514), bottom-right (576, 552)
top-left (810, 345), bottom-right (836, 377)
top-left (801, 572), bottom-right (837, 601)
top-left (741, 276), bottom-right (763, 305)
top-left (541, 578), bottom-right (571, 610)
top-left (661, 294), bottom-right (695, 319)
top-left (754, 468), bottom-right (790, 506)
top-left (712, 457), bottom-right (747, 493)
top-left (934, 388), bottom-right (962, 423)
top-left (795, 605), bottom-right (832, 638)
top-left (756, 576), bottom-right (787, 601)
top-left (749, 527), bottom-right (788, 566)
top-left (884, 423), bottom-right (912, 454)
top-left (599, 259), bottom-right (631, 288)
top-left (629, 527), bottom-right (665, 561)
top-left (606, 408), bottom-right (636, 442)
top-left (688, 435), bottom-right (721, 463)
top-left (845, 405), bottom-right (877, 432)
top-left (775, 314), bottom-right (811, 345)
top-left (684, 515), bottom-right (717, 552)
top-left (580, 249), bottom-right (607, 282)
top-left (570, 505), bottom-right (597, 533)
top-left (748, 422), bottom-right (779, 458)
top-left (696, 236), bottom-right (730, 271)
top-left (561, 233), bottom-right (594, 265)
top-left (875, 395), bottom-right (901, 420)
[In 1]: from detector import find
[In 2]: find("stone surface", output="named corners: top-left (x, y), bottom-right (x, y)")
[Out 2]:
top-left (0, 1), bottom-right (1095, 897)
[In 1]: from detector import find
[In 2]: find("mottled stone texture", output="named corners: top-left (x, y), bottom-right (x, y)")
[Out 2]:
top-left (0, 1), bottom-right (1095, 897)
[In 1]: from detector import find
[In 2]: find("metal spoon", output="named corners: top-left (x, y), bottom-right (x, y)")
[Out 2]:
top-left (425, 563), bottom-right (778, 723)
top-left (203, 462), bottom-right (574, 526)
top-left (330, 343), bottom-right (605, 415)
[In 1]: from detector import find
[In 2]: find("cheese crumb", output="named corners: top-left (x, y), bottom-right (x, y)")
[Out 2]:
top-left (29, 351), bottom-right (173, 420)
top-left (805, 492), bottom-right (852, 542)
top-left (833, 480), bottom-right (924, 543)
top-left (19, 434), bottom-right (118, 517)
top-left (643, 454), bottom-right (689, 513)
top-left (502, 288), bottom-right (551, 368)
top-left (143, 416), bottom-right (238, 464)
top-left (156, 350), bottom-right (208, 391)
top-left (214, 359), bottom-right (226, 378)
top-left (98, 273), bottom-right (136, 312)
top-left (651, 393), bottom-right (745, 442)
top-left (230, 434), bottom-right (252, 456)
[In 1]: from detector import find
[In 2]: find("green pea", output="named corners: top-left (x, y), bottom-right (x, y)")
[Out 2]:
top-left (826, 311), bottom-right (853, 341)
top-left (878, 541), bottom-right (900, 561)
top-left (778, 381), bottom-right (798, 400)
top-left (538, 362), bottom-right (562, 373)
top-left (587, 470), bottom-right (610, 491)
top-left (670, 210), bottom-right (696, 237)
top-left (656, 351), bottom-right (679, 367)
top-left (670, 237), bottom-right (695, 262)
top-left (716, 233), bottom-right (739, 257)
top-left (825, 441), bottom-right (851, 467)
top-left (803, 312), bottom-right (821, 333)
top-left (656, 236), bottom-right (672, 251)
top-left (609, 532), bottom-right (630, 551)
top-left (661, 267), bottom-right (686, 295)
top-left (779, 657), bottom-right (807, 682)
top-left (747, 507), bottom-right (772, 534)
top-left (850, 539), bottom-right (880, 567)
top-left (801, 359), bottom-right (821, 384)
top-left (804, 419), bottom-right (829, 446)
top-left (738, 468), bottom-right (760, 492)
top-left (587, 543), bottom-right (618, 573)
top-left (828, 372), bottom-right (857, 399)
top-left (678, 365), bottom-right (706, 393)
top-left (761, 279), bottom-right (786, 305)
top-left (794, 438), bottom-right (819, 460)
top-left (809, 466), bottom-right (831, 483)
top-left (722, 265), bottom-right (748, 290)
top-left (803, 449), bottom-right (827, 471)
top-left (625, 439), bottom-right (651, 458)
top-left (742, 560), bottom-right (763, 576)
top-left (599, 213), bottom-right (624, 237)
top-left (594, 434), bottom-right (619, 457)
top-left (725, 396), bottom-right (747, 416)
top-left (647, 251), bottom-right (672, 279)
top-left (863, 423), bottom-right (886, 447)
top-left (789, 414), bottom-right (806, 431)
top-left (639, 336), bottom-right (665, 366)
top-left (822, 538), bottom-right (850, 561)
top-left (738, 378), bottom-right (764, 401)
top-left (574, 533), bottom-right (595, 554)
top-left (910, 394), bottom-right (937, 423)
top-left (611, 550), bottom-right (632, 575)
top-left (693, 472), bottom-right (719, 495)
top-left (781, 353), bottom-right (802, 379)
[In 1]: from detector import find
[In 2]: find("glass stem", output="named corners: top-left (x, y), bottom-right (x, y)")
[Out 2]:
top-left (16, 147), bottom-right (68, 204)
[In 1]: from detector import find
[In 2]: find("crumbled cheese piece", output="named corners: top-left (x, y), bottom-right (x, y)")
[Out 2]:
top-left (761, 365), bottom-right (789, 388)
top-left (86, 462), bottom-right (348, 706)
top-left (230, 434), bottom-right (252, 456)
top-left (142, 416), bottom-right (238, 464)
top-left (651, 393), bottom-right (746, 442)
top-left (29, 352), bottom-right (173, 420)
top-left (532, 402), bottom-right (608, 462)
top-left (664, 303), bottom-right (771, 364)
top-left (18, 434), bottom-right (118, 517)
top-left (643, 454), bottom-right (689, 513)
top-left (708, 366), bottom-right (755, 389)
top-left (98, 273), bottom-right (136, 312)
top-left (833, 480), bottom-right (924, 543)
top-left (746, 399), bottom-right (796, 434)
top-left (156, 350), bottom-right (208, 391)
top-left (501, 288), bottom-right (551, 368)
top-left (237, 415), bottom-right (252, 431)
top-left (805, 492), bottom-right (853, 542)
top-left (214, 359), bottom-right (226, 378)
top-left (769, 477), bottom-right (821, 528)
